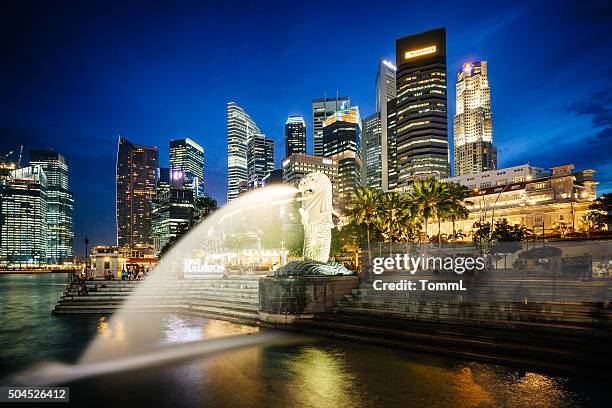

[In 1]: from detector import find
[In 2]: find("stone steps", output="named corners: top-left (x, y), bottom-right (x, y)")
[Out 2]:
top-left (54, 276), bottom-right (262, 324)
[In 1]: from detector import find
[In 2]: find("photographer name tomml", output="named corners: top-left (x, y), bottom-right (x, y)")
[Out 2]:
top-left (372, 279), bottom-right (467, 291)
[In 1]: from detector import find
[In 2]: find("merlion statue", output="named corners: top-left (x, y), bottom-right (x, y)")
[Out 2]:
top-left (298, 172), bottom-right (334, 263)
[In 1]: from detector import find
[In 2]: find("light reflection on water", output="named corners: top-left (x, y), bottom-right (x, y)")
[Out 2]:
top-left (1, 274), bottom-right (609, 407)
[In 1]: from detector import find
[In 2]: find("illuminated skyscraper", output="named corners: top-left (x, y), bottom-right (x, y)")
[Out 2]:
top-left (285, 115), bottom-right (306, 158)
top-left (395, 28), bottom-right (449, 186)
top-left (363, 113), bottom-right (382, 188)
top-left (376, 60), bottom-right (397, 190)
top-left (322, 107), bottom-right (362, 209)
top-left (312, 95), bottom-right (350, 156)
top-left (116, 136), bottom-right (158, 247)
top-left (29, 149), bottom-right (74, 263)
top-left (247, 134), bottom-right (275, 189)
top-left (453, 61), bottom-right (497, 176)
top-left (227, 102), bottom-right (262, 202)
top-left (0, 166), bottom-right (48, 264)
top-left (169, 138), bottom-right (205, 197)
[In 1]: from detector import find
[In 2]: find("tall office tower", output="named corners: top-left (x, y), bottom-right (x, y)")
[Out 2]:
top-left (285, 115), bottom-right (306, 158)
top-left (0, 166), bottom-right (48, 264)
top-left (322, 107), bottom-right (362, 210)
top-left (247, 134), bottom-right (275, 189)
top-left (116, 136), bottom-right (158, 247)
top-left (157, 167), bottom-right (185, 196)
top-left (386, 99), bottom-right (398, 190)
top-left (169, 138), bottom-right (205, 197)
top-left (453, 61), bottom-right (497, 176)
top-left (395, 28), bottom-right (449, 187)
top-left (29, 150), bottom-right (74, 263)
top-left (282, 153), bottom-right (339, 207)
top-left (227, 102), bottom-right (262, 202)
top-left (376, 59), bottom-right (397, 190)
top-left (363, 113), bottom-right (382, 188)
top-left (151, 188), bottom-right (194, 256)
top-left (312, 95), bottom-right (350, 156)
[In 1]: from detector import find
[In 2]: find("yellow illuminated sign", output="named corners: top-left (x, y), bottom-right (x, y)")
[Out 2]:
top-left (404, 45), bottom-right (437, 60)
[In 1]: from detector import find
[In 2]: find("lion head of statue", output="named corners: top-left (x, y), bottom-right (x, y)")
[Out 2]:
top-left (298, 172), bottom-right (333, 225)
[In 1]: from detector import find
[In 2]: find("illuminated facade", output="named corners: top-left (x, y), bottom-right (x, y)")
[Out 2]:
top-left (169, 138), bottom-right (205, 197)
top-left (312, 95), bottom-right (350, 156)
top-left (454, 61), bottom-right (497, 176)
top-left (116, 136), bottom-right (158, 247)
top-left (282, 153), bottom-right (339, 208)
top-left (227, 102), bottom-right (262, 202)
top-left (285, 115), bottom-right (306, 158)
top-left (363, 112), bottom-right (382, 188)
top-left (247, 134), bottom-right (275, 189)
top-left (443, 163), bottom-right (549, 190)
top-left (151, 188), bottom-right (194, 255)
top-left (0, 166), bottom-right (48, 264)
top-left (376, 59), bottom-right (397, 190)
top-left (29, 149), bottom-right (74, 263)
top-left (322, 107), bottom-right (362, 210)
top-left (394, 28), bottom-right (449, 186)
top-left (426, 165), bottom-right (598, 237)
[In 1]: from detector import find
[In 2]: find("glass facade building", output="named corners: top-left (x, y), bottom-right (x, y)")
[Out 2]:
top-left (395, 28), bottom-right (449, 186)
top-left (227, 102), bottom-right (262, 202)
top-left (116, 136), bottom-right (158, 247)
top-left (322, 107), bottom-right (362, 210)
top-left (247, 134), bottom-right (275, 189)
top-left (29, 149), bottom-right (74, 263)
top-left (285, 115), bottom-right (306, 158)
top-left (453, 61), bottom-right (497, 176)
top-left (169, 138), bottom-right (205, 197)
top-left (363, 112), bottom-right (382, 189)
top-left (0, 166), bottom-right (48, 264)
top-left (311, 95), bottom-right (350, 156)
top-left (376, 59), bottom-right (397, 190)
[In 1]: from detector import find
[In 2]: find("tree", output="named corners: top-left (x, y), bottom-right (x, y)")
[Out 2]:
top-left (445, 183), bottom-right (470, 240)
top-left (191, 195), bottom-right (218, 226)
top-left (346, 187), bottom-right (382, 266)
top-left (584, 193), bottom-right (612, 230)
top-left (409, 179), bottom-right (457, 245)
top-left (374, 192), bottom-right (410, 248)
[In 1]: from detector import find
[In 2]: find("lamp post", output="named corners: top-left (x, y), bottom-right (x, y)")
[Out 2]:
top-left (84, 236), bottom-right (89, 271)
top-left (491, 183), bottom-right (512, 231)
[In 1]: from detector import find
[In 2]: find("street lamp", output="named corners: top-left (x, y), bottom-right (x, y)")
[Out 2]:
top-left (491, 183), bottom-right (512, 230)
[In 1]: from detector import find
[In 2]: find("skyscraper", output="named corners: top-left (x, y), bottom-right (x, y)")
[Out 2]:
top-left (116, 136), bottom-right (158, 247)
top-left (453, 61), bottom-right (497, 176)
top-left (247, 134), bottom-right (275, 189)
top-left (376, 60), bottom-right (397, 190)
top-left (227, 102), bottom-right (262, 202)
top-left (151, 188), bottom-right (193, 256)
top-left (312, 95), bottom-right (350, 156)
top-left (395, 28), bottom-right (449, 187)
top-left (363, 113), bottom-right (382, 188)
top-left (169, 138), bottom-right (205, 197)
top-left (322, 107), bottom-right (362, 210)
top-left (29, 149), bottom-right (74, 263)
top-left (0, 166), bottom-right (48, 264)
top-left (285, 115), bottom-right (306, 158)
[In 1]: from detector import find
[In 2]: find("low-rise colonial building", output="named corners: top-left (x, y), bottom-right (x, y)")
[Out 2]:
top-left (427, 164), bottom-right (598, 238)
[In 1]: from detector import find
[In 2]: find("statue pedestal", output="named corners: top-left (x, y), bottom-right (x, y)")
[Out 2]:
top-left (258, 275), bottom-right (359, 324)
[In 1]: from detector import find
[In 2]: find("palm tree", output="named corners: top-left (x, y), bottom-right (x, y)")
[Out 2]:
top-left (374, 192), bottom-right (409, 253)
top-left (445, 182), bottom-right (470, 241)
top-left (408, 179), bottom-right (448, 244)
top-left (346, 187), bottom-right (382, 267)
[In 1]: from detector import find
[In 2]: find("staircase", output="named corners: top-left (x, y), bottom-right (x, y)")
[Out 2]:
top-left (293, 274), bottom-right (612, 373)
top-left (53, 275), bottom-right (261, 324)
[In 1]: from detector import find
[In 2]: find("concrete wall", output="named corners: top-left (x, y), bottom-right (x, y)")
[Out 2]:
top-left (259, 276), bottom-right (359, 324)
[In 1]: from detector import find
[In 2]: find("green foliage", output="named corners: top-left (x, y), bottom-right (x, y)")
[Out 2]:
top-left (583, 194), bottom-right (612, 230)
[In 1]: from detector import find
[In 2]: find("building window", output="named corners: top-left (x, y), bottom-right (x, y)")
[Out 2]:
top-left (104, 261), bottom-right (110, 270)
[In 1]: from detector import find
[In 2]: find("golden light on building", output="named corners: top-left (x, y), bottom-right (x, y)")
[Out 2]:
top-left (404, 45), bottom-right (437, 59)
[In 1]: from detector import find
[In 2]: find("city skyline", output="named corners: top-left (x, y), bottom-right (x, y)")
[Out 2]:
top-left (1, 0), bottom-right (610, 253)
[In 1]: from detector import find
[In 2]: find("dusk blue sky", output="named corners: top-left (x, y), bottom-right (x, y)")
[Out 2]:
top-left (1, 0), bottom-right (610, 254)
